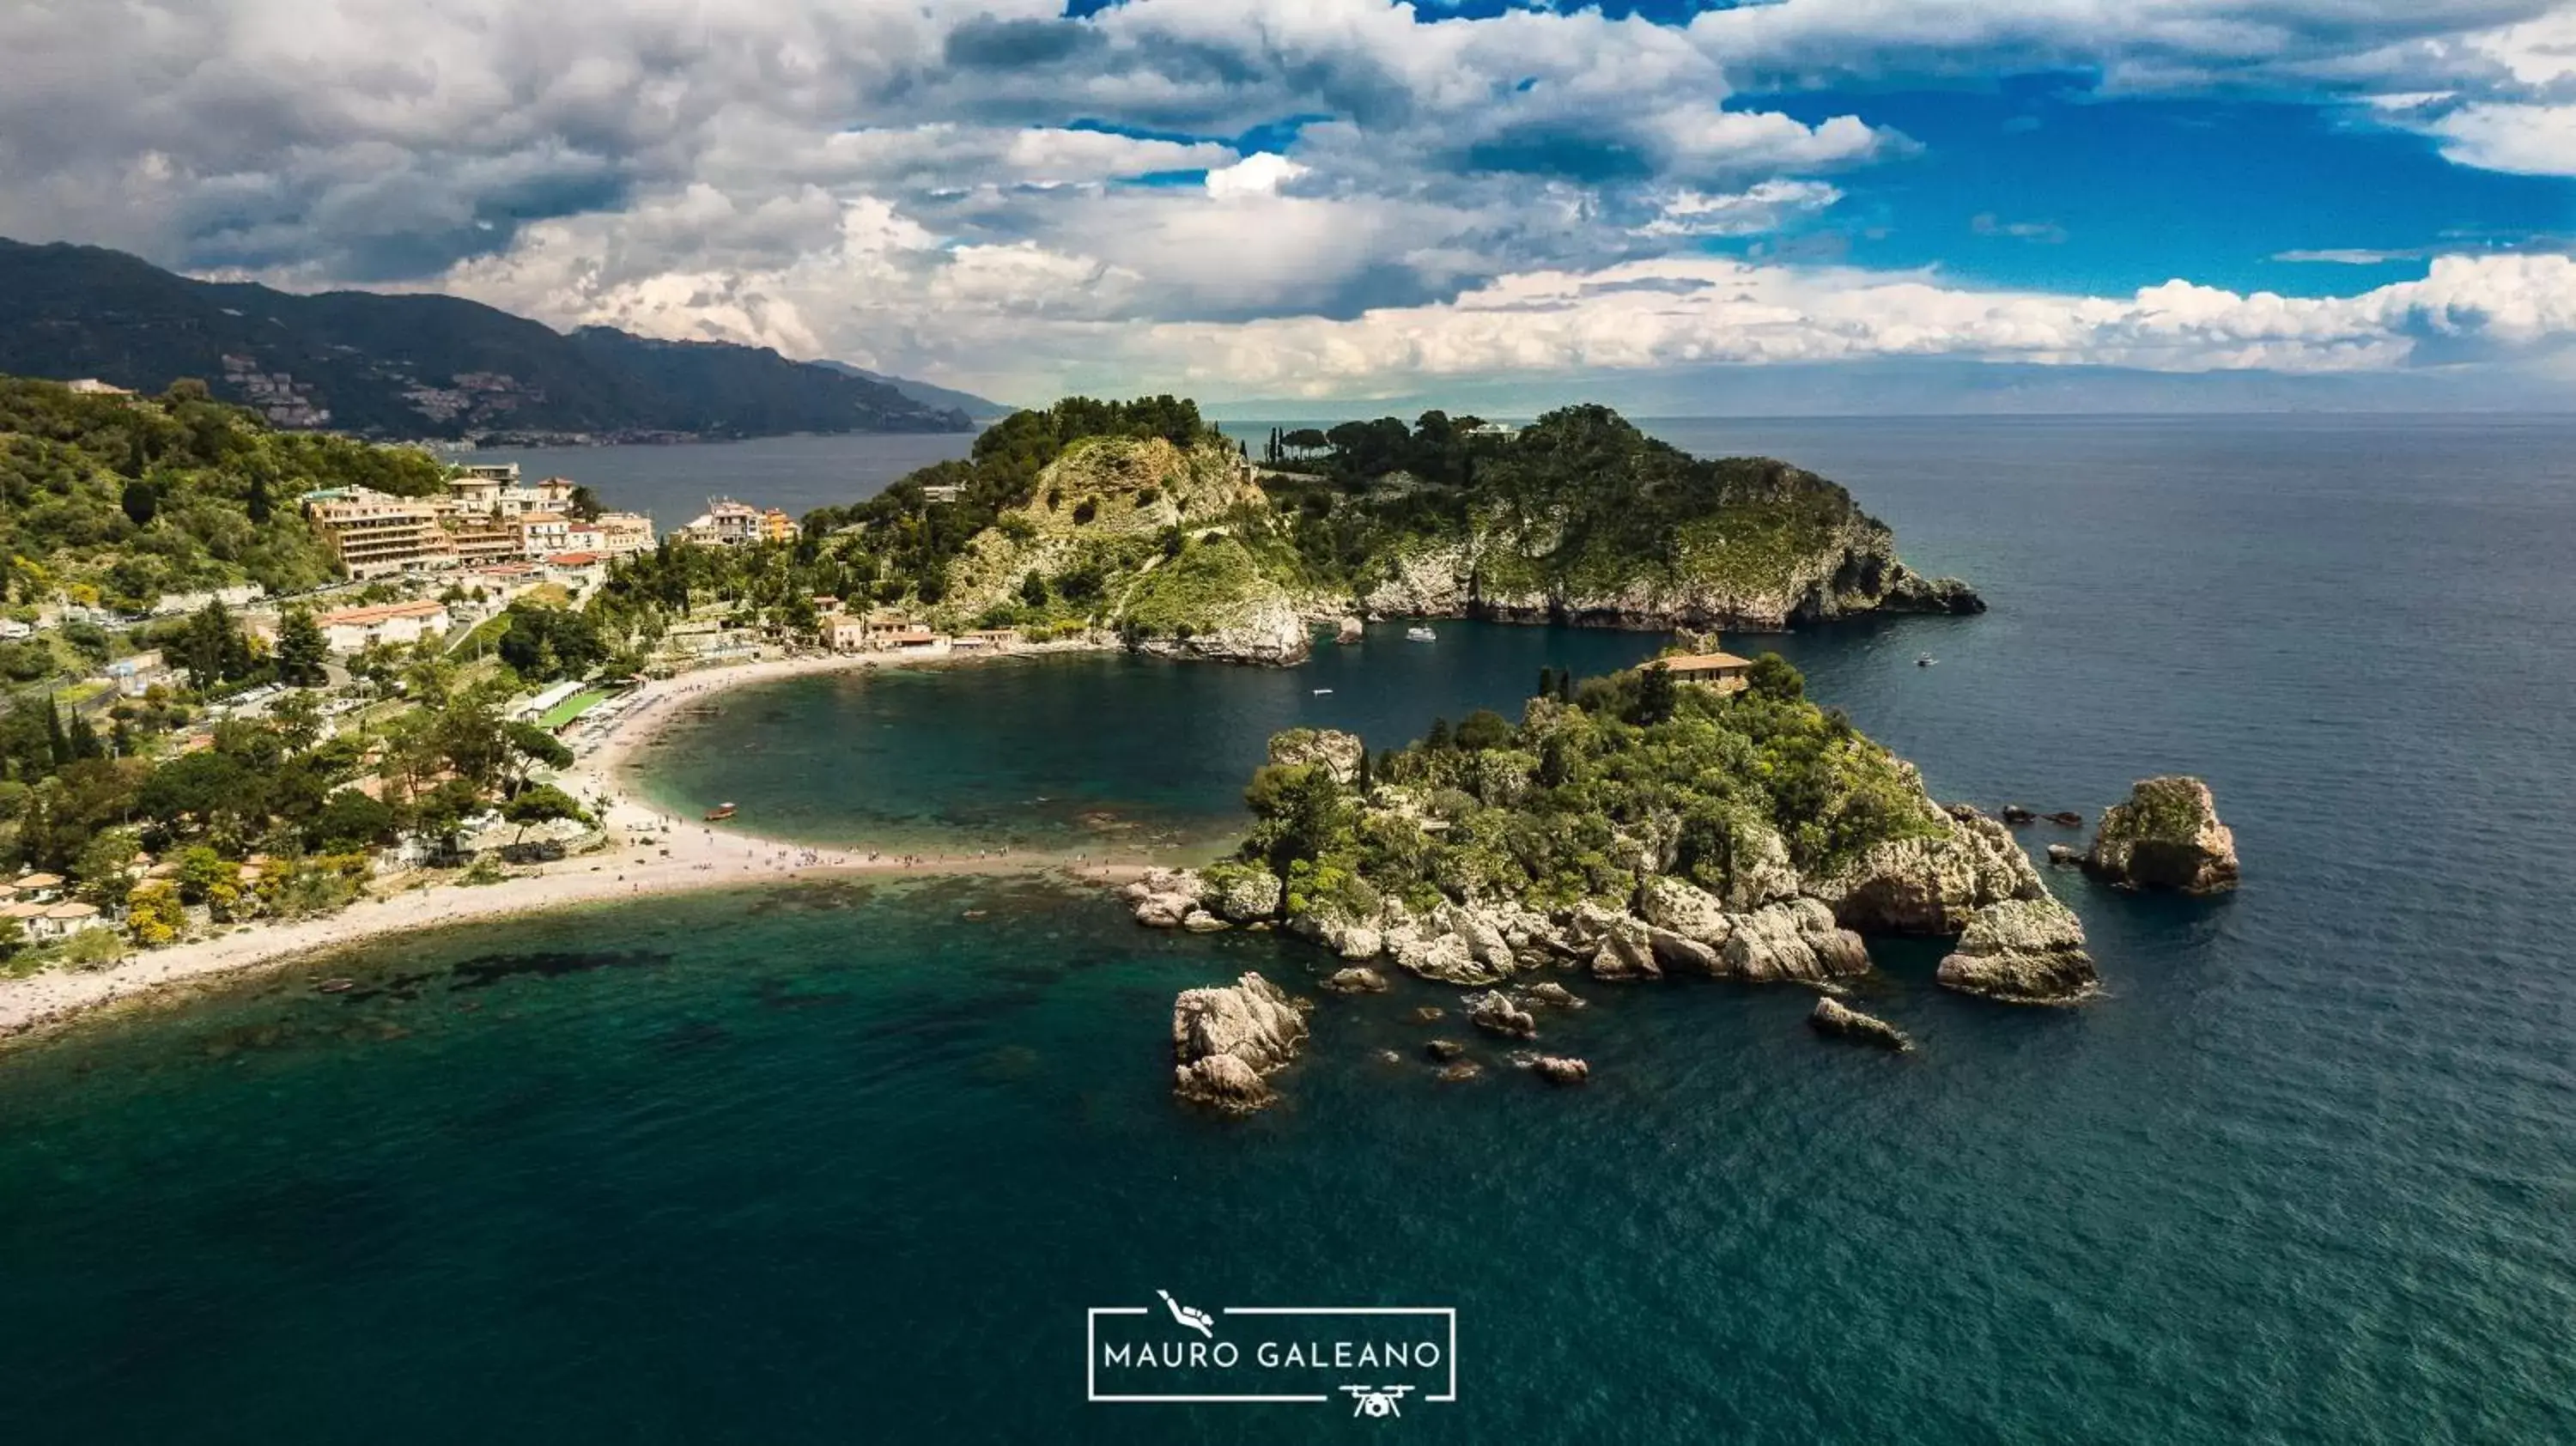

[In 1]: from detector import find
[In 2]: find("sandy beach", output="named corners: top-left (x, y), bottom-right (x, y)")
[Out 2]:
top-left (0, 640), bottom-right (1149, 1046)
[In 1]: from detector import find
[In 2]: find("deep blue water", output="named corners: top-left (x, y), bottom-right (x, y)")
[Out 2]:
top-left (4, 416), bottom-right (2573, 1443)
top-left (466, 431), bottom-right (975, 531)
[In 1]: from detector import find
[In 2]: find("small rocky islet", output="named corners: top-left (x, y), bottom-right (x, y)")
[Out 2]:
top-left (1139, 689), bottom-right (2238, 1115)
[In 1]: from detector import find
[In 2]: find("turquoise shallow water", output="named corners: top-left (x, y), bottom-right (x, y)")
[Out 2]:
top-left (5, 416), bottom-right (2575, 1442)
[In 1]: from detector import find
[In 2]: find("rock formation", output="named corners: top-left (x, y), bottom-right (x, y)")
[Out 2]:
top-left (1810, 787), bottom-right (2049, 935)
top-left (1137, 592), bottom-right (1312, 666)
top-left (1526, 981), bottom-right (1584, 1009)
top-left (1200, 864), bottom-right (1283, 922)
top-left (1171, 972), bottom-right (1310, 1115)
top-left (1352, 479), bottom-right (1982, 632)
top-left (1935, 898), bottom-right (2099, 1004)
top-left (1321, 966), bottom-right (1389, 994)
top-left (1718, 898), bottom-right (1872, 981)
top-left (1530, 1055), bottom-right (1591, 1085)
top-left (1468, 992), bottom-right (1538, 1039)
top-left (2084, 775), bottom-right (2239, 895)
top-left (1808, 997), bottom-right (1912, 1052)
top-left (1267, 728), bottom-right (1365, 785)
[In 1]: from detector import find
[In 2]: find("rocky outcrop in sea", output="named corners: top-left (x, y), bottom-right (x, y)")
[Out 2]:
top-left (1935, 897), bottom-right (2099, 1004)
top-left (1809, 996), bottom-right (1913, 1052)
top-left (1529, 1055), bottom-right (1590, 1085)
top-left (1171, 972), bottom-right (1310, 1115)
top-left (1136, 592), bottom-right (1313, 666)
top-left (2084, 775), bottom-right (2239, 895)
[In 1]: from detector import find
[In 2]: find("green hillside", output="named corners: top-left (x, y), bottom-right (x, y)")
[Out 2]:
top-left (0, 238), bottom-right (972, 441)
top-left (0, 376), bottom-right (445, 613)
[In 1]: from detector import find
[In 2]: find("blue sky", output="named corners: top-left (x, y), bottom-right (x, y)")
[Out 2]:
top-left (3, 0), bottom-right (2572, 409)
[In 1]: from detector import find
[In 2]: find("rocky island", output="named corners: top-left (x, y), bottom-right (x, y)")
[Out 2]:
top-left (2084, 775), bottom-right (2240, 894)
top-left (1133, 656), bottom-right (2101, 1053)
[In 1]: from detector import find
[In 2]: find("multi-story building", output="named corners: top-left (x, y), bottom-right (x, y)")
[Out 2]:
top-left (513, 513), bottom-right (573, 557)
top-left (762, 507), bottom-right (796, 543)
top-left (678, 498), bottom-right (766, 547)
top-left (314, 599), bottom-right (452, 653)
top-left (303, 488), bottom-right (456, 578)
top-left (446, 516), bottom-right (525, 566)
top-left (594, 511), bottom-right (656, 556)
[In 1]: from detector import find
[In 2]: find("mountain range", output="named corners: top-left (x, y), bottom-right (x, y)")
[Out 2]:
top-left (0, 238), bottom-right (987, 442)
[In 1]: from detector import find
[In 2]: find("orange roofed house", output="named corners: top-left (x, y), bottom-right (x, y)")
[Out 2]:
top-left (1656, 651), bottom-right (1757, 693)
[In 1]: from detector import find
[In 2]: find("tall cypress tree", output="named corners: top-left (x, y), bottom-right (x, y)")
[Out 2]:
top-left (45, 703), bottom-right (69, 767)
top-left (65, 709), bottom-right (101, 761)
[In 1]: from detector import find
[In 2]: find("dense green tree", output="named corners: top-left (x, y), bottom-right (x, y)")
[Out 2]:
top-left (495, 603), bottom-right (606, 682)
top-left (1453, 709), bottom-right (1513, 752)
top-left (176, 599), bottom-right (253, 690)
top-left (1629, 661), bottom-right (1678, 726)
top-left (1748, 653), bottom-right (1804, 702)
top-left (275, 608), bottom-right (330, 686)
top-left (501, 784), bottom-right (586, 842)
top-left (307, 789), bottom-right (396, 852)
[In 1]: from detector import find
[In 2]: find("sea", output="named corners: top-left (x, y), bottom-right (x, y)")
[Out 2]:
top-left (3, 416), bottom-right (2571, 1443)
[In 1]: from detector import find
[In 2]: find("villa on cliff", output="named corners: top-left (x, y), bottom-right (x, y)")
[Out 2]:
top-left (1659, 651), bottom-right (1756, 692)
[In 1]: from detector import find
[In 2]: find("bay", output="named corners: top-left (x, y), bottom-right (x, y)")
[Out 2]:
top-left (3, 415), bottom-right (2572, 1443)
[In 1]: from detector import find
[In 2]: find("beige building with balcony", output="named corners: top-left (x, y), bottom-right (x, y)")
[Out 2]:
top-left (303, 488), bottom-right (456, 579)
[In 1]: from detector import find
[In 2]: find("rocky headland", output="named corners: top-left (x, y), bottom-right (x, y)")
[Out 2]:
top-left (915, 404), bottom-right (1977, 666)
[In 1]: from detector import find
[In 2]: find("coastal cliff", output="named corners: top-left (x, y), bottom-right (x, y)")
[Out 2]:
top-left (1320, 408), bottom-right (1981, 630)
top-left (1352, 471), bottom-right (1980, 630)
top-left (1133, 655), bottom-right (2097, 1010)
top-left (864, 399), bottom-right (1972, 664)
top-left (930, 433), bottom-right (1310, 665)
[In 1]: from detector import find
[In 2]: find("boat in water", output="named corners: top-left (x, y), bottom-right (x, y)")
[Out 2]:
top-left (1312, 688), bottom-right (1334, 696)
top-left (1916, 653), bottom-right (1936, 667)
top-left (1406, 626), bottom-right (1437, 642)
top-left (704, 803), bottom-right (738, 821)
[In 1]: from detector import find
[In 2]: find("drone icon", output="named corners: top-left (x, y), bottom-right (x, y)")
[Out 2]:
top-left (1341, 1384), bottom-right (1415, 1419)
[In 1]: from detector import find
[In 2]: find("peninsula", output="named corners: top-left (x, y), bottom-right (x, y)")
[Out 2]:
top-left (0, 376), bottom-right (1996, 1040)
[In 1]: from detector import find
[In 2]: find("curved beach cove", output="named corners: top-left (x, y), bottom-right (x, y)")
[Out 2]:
top-left (3, 416), bottom-right (2573, 1442)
